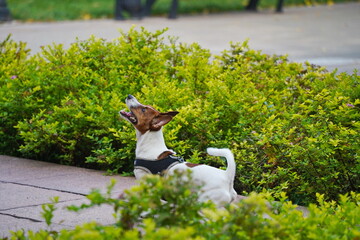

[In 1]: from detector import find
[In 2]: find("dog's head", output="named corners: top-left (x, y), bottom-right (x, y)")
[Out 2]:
top-left (120, 95), bottom-right (179, 134)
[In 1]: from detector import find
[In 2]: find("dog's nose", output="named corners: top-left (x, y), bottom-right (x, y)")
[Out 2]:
top-left (127, 94), bottom-right (134, 100)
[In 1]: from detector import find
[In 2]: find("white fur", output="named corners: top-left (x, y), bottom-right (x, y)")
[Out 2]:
top-left (133, 126), bottom-right (237, 207)
top-left (167, 148), bottom-right (237, 206)
top-left (135, 129), bottom-right (170, 160)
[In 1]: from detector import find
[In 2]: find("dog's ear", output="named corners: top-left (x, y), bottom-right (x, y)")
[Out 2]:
top-left (163, 111), bottom-right (179, 117)
top-left (150, 112), bottom-right (178, 131)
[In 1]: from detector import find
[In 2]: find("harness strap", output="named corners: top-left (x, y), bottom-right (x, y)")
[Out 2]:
top-left (134, 155), bottom-right (184, 175)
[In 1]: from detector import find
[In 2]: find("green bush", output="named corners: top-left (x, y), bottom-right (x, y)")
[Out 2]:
top-left (9, 173), bottom-right (360, 239)
top-left (0, 27), bottom-right (359, 205)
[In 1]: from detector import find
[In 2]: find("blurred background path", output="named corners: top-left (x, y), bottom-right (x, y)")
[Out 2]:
top-left (1, 2), bottom-right (359, 73)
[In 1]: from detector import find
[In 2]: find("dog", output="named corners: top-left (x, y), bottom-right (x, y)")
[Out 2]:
top-left (120, 94), bottom-right (237, 207)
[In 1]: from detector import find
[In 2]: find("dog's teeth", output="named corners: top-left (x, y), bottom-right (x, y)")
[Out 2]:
top-left (130, 116), bottom-right (136, 122)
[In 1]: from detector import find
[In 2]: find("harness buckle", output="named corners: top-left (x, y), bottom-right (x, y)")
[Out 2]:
top-left (169, 155), bottom-right (184, 163)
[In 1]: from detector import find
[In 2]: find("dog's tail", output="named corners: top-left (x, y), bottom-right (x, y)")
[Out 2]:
top-left (206, 147), bottom-right (236, 182)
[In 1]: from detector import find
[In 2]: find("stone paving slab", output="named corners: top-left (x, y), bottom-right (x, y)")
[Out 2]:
top-left (3, 198), bottom-right (116, 230)
top-left (0, 184), bottom-right (120, 238)
top-left (0, 214), bottom-right (68, 237)
top-left (0, 155), bottom-right (136, 238)
top-left (0, 155), bottom-right (136, 195)
top-left (5, 172), bottom-right (135, 196)
top-left (0, 182), bottom-right (82, 211)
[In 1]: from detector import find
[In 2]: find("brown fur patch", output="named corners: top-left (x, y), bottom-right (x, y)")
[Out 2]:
top-left (185, 163), bottom-right (202, 168)
top-left (130, 104), bottom-right (178, 135)
top-left (157, 151), bottom-right (174, 160)
top-left (131, 105), bottom-right (160, 134)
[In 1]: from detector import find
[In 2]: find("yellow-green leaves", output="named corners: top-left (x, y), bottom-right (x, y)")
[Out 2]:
top-left (1, 28), bottom-right (359, 206)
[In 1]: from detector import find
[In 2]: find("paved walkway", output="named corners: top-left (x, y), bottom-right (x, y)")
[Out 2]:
top-left (0, 155), bottom-right (137, 237)
top-left (0, 3), bottom-right (356, 237)
top-left (1, 3), bottom-right (360, 73)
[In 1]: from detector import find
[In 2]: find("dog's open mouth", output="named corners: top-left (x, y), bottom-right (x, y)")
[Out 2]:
top-left (120, 110), bottom-right (137, 124)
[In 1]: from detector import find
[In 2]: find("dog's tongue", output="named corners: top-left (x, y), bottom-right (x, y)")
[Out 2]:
top-left (120, 110), bottom-right (131, 117)
top-left (120, 110), bottom-right (137, 123)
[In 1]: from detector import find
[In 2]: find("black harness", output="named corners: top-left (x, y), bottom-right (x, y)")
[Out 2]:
top-left (134, 155), bottom-right (185, 175)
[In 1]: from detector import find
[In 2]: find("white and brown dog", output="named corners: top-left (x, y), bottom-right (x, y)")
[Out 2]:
top-left (120, 94), bottom-right (237, 207)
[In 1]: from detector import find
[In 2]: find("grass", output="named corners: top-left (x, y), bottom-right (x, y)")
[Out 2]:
top-left (7, 0), bottom-right (114, 21)
top-left (6, 0), bottom-right (359, 21)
